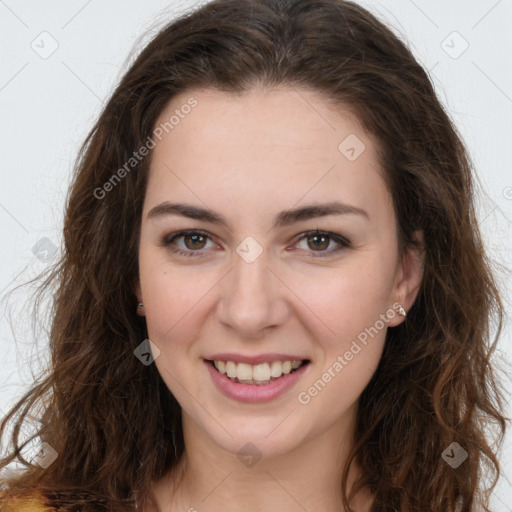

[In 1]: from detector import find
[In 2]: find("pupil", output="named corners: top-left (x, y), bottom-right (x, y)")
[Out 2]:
top-left (309, 234), bottom-right (328, 250)
top-left (186, 234), bottom-right (205, 249)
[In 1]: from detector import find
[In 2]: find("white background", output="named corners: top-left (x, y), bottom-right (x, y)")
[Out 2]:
top-left (0, 0), bottom-right (510, 509)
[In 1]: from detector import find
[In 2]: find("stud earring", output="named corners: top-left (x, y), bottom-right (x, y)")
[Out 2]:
top-left (137, 303), bottom-right (144, 310)
top-left (397, 304), bottom-right (407, 317)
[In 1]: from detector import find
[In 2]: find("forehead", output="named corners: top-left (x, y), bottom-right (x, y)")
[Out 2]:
top-left (146, 87), bottom-right (392, 226)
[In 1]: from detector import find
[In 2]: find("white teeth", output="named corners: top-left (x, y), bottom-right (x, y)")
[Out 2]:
top-left (225, 361), bottom-right (237, 378)
top-left (236, 363), bottom-right (253, 381)
top-left (270, 360), bottom-right (282, 378)
top-left (252, 363), bottom-right (271, 381)
top-left (212, 359), bottom-right (305, 382)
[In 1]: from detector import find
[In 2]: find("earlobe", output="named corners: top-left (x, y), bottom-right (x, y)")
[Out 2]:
top-left (388, 230), bottom-right (425, 327)
top-left (133, 279), bottom-right (145, 316)
top-left (397, 304), bottom-right (407, 317)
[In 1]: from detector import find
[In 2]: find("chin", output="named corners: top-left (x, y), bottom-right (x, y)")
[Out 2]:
top-left (198, 413), bottom-right (313, 460)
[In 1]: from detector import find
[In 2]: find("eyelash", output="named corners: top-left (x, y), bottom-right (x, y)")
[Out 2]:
top-left (160, 229), bottom-right (351, 259)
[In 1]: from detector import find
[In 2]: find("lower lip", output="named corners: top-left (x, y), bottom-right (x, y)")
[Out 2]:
top-left (205, 360), bottom-right (310, 403)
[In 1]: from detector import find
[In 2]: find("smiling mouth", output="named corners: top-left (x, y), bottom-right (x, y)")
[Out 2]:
top-left (207, 359), bottom-right (310, 385)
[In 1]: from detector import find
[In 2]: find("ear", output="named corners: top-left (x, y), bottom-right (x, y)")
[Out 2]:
top-left (133, 279), bottom-right (145, 316)
top-left (387, 230), bottom-right (424, 327)
top-left (133, 279), bottom-right (142, 302)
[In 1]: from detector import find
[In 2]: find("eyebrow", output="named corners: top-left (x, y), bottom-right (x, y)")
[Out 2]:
top-left (147, 201), bottom-right (369, 228)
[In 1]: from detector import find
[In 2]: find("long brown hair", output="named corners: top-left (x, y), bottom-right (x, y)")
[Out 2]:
top-left (0, 1), bottom-right (507, 511)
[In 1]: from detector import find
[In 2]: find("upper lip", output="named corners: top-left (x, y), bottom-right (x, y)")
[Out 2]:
top-left (205, 353), bottom-right (309, 365)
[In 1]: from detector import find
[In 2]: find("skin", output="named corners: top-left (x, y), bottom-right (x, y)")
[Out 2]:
top-left (135, 86), bottom-right (424, 511)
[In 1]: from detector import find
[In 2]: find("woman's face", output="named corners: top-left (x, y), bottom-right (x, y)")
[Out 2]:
top-left (137, 86), bottom-right (422, 459)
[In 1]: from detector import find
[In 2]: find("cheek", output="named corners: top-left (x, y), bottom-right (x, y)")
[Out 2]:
top-left (138, 246), bottom-right (207, 345)
top-left (294, 265), bottom-right (390, 411)
top-left (144, 281), bottom-right (206, 348)
top-left (289, 255), bottom-right (395, 342)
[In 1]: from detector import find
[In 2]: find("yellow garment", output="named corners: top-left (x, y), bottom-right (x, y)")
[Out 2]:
top-left (0, 493), bottom-right (54, 512)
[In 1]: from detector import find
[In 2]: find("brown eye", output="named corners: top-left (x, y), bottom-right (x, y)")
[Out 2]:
top-left (306, 234), bottom-right (330, 251)
top-left (184, 233), bottom-right (207, 250)
top-left (293, 230), bottom-right (350, 258)
top-left (162, 230), bottom-right (216, 257)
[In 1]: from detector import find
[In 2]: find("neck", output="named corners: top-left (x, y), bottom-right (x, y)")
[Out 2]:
top-left (150, 402), bottom-right (373, 512)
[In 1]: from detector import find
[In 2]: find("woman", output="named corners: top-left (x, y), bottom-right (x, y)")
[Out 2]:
top-left (0, 0), bottom-right (507, 511)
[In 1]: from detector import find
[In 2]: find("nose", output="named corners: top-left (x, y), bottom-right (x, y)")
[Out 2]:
top-left (216, 247), bottom-right (289, 338)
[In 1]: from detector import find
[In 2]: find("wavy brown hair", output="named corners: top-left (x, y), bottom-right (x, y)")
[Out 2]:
top-left (0, 0), bottom-right (508, 511)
